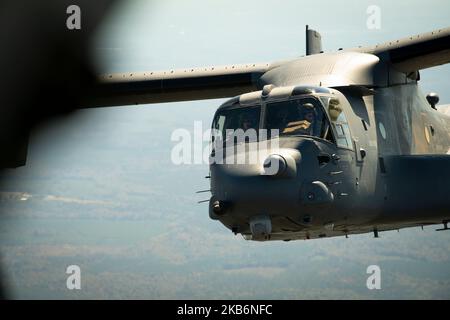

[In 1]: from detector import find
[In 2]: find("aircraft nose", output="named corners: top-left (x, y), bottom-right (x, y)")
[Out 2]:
top-left (209, 148), bottom-right (301, 213)
top-left (209, 145), bottom-right (335, 223)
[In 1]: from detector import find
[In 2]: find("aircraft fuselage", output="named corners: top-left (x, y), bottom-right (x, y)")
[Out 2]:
top-left (208, 79), bottom-right (450, 241)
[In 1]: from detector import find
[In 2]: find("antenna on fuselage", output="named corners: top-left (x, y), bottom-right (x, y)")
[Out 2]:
top-left (306, 25), bottom-right (323, 55)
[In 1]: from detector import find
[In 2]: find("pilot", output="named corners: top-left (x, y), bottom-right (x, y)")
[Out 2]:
top-left (242, 118), bottom-right (253, 130)
top-left (299, 103), bottom-right (316, 135)
top-left (240, 113), bottom-right (257, 131)
top-left (282, 102), bottom-right (316, 135)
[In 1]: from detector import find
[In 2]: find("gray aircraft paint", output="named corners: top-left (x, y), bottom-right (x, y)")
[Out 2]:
top-left (85, 26), bottom-right (450, 241)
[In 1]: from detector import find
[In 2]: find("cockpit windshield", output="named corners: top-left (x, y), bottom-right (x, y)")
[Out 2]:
top-left (212, 96), bottom-right (334, 144)
top-left (213, 105), bottom-right (260, 143)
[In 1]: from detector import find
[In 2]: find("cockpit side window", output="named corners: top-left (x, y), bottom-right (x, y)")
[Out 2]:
top-left (322, 97), bottom-right (352, 149)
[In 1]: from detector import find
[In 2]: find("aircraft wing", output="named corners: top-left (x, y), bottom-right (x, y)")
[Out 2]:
top-left (356, 27), bottom-right (450, 73)
top-left (83, 26), bottom-right (450, 108)
top-left (83, 63), bottom-right (270, 108)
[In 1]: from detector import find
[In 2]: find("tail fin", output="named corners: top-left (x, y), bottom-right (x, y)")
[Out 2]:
top-left (306, 25), bottom-right (323, 55)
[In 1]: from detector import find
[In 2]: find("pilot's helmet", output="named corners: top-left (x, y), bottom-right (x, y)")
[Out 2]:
top-left (302, 103), bottom-right (316, 121)
top-left (303, 102), bottom-right (315, 109)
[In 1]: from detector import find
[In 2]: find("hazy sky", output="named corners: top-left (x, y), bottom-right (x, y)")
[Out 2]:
top-left (1, 0), bottom-right (450, 299)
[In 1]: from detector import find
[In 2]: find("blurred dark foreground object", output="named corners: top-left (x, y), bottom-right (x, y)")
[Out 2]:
top-left (0, 0), bottom-right (117, 169)
top-left (0, 0), bottom-right (119, 299)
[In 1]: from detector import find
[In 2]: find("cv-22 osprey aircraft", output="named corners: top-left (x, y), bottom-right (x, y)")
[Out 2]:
top-left (87, 26), bottom-right (450, 241)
